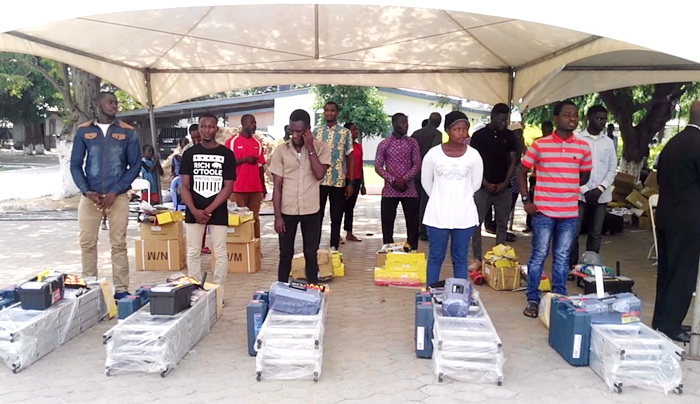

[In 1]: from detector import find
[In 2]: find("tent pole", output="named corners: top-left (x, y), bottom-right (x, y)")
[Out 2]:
top-left (145, 71), bottom-right (161, 204)
top-left (688, 256), bottom-right (700, 359)
top-left (507, 67), bottom-right (515, 113)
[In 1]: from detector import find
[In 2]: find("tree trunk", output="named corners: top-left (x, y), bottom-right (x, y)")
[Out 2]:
top-left (54, 67), bottom-right (100, 199)
top-left (600, 83), bottom-right (688, 179)
top-left (22, 121), bottom-right (44, 155)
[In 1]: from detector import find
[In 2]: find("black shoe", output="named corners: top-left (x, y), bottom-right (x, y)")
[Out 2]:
top-left (659, 329), bottom-right (690, 343)
top-left (522, 226), bottom-right (532, 234)
top-left (682, 325), bottom-right (691, 332)
top-left (484, 228), bottom-right (496, 235)
top-left (506, 232), bottom-right (516, 242)
top-left (419, 235), bottom-right (429, 241)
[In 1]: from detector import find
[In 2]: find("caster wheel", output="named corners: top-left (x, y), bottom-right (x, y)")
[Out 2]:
top-left (313, 372), bottom-right (319, 382)
top-left (675, 384), bottom-right (683, 395)
top-left (438, 373), bottom-right (444, 383)
top-left (256, 372), bottom-right (261, 382)
top-left (614, 383), bottom-right (622, 394)
top-left (497, 381), bottom-right (502, 386)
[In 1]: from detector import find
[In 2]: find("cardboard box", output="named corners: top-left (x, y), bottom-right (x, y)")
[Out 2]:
top-left (644, 171), bottom-right (658, 189)
top-left (226, 220), bottom-right (255, 243)
top-left (376, 252), bottom-right (387, 268)
top-left (155, 210), bottom-right (184, 225)
top-left (213, 239), bottom-right (261, 273)
top-left (539, 293), bottom-right (565, 329)
top-left (139, 221), bottom-right (184, 241)
top-left (203, 282), bottom-right (223, 319)
top-left (228, 211), bottom-right (254, 226)
top-left (483, 263), bottom-right (519, 291)
top-left (625, 190), bottom-right (649, 212)
top-left (135, 238), bottom-right (186, 271)
top-left (290, 251), bottom-right (334, 280)
top-left (640, 186), bottom-right (658, 199)
top-left (638, 215), bottom-right (653, 230)
top-left (611, 187), bottom-right (629, 203)
top-left (613, 172), bottom-right (637, 195)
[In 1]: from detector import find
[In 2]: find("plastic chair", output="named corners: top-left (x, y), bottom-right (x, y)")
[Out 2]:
top-left (131, 178), bottom-right (151, 205)
top-left (647, 194), bottom-right (659, 261)
top-left (169, 176), bottom-right (186, 211)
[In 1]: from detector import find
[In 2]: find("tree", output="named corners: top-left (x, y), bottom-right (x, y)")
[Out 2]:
top-left (524, 82), bottom-right (700, 178)
top-left (311, 85), bottom-right (390, 138)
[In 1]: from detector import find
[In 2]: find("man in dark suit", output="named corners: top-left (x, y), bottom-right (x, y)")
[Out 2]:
top-left (411, 112), bottom-right (442, 240)
top-left (652, 100), bottom-right (700, 343)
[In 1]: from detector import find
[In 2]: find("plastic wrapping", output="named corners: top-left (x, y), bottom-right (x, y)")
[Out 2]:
top-left (432, 296), bottom-right (504, 385)
top-left (103, 286), bottom-right (218, 377)
top-left (255, 292), bottom-right (327, 381)
top-left (589, 323), bottom-right (684, 395)
top-left (0, 287), bottom-right (106, 373)
top-left (441, 278), bottom-right (473, 317)
top-left (268, 282), bottom-right (322, 315)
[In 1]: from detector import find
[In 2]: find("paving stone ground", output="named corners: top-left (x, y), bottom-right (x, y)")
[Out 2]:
top-left (0, 194), bottom-right (698, 404)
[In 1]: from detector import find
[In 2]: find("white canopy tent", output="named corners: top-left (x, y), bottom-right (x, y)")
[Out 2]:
top-left (2, 1), bottom-right (700, 111)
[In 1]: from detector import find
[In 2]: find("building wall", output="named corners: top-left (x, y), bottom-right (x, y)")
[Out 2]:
top-left (272, 92), bottom-right (316, 140)
top-left (225, 110), bottom-right (274, 132)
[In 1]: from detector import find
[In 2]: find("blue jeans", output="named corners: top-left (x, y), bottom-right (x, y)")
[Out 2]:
top-left (525, 214), bottom-right (577, 304)
top-left (426, 226), bottom-right (476, 286)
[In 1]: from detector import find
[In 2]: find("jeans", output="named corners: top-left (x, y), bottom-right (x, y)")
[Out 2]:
top-left (472, 188), bottom-right (512, 260)
top-left (319, 185), bottom-right (346, 249)
top-left (78, 193), bottom-right (130, 292)
top-left (570, 202), bottom-right (607, 266)
top-left (426, 226), bottom-right (476, 286)
top-left (342, 179), bottom-right (362, 233)
top-left (380, 197), bottom-right (420, 250)
top-left (279, 212), bottom-right (321, 284)
top-left (525, 214), bottom-right (578, 304)
top-left (232, 192), bottom-right (265, 238)
top-left (186, 223), bottom-right (228, 285)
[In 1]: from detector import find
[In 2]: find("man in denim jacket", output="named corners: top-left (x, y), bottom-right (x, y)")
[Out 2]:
top-left (70, 92), bottom-right (141, 299)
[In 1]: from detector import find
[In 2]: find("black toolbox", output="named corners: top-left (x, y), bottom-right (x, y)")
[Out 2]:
top-left (148, 283), bottom-right (197, 315)
top-left (576, 261), bottom-right (635, 294)
top-left (18, 273), bottom-right (66, 310)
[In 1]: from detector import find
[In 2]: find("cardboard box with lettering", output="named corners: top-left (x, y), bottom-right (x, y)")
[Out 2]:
top-left (226, 220), bottom-right (255, 243)
top-left (135, 238), bottom-right (186, 271)
top-left (213, 239), bottom-right (261, 274)
top-left (139, 221), bottom-right (184, 241)
top-left (483, 263), bottom-right (519, 291)
top-left (625, 190), bottom-right (649, 213)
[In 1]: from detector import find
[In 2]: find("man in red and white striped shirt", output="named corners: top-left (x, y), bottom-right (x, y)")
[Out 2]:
top-left (517, 100), bottom-right (592, 318)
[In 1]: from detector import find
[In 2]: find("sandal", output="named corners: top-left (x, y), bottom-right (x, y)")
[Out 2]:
top-left (346, 234), bottom-right (362, 242)
top-left (201, 246), bottom-right (211, 254)
top-left (523, 302), bottom-right (539, 318)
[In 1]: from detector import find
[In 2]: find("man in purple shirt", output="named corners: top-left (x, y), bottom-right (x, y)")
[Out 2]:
top-left (375, 113), bottom-right (422, 250)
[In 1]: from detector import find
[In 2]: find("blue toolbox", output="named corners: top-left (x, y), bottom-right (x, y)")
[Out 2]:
top-left (415, 291), bottom-right (434, 358)
top-left (441, 278), bottom-right (472, 317)
top-left (548, 296), bottom-right (591, 366)
top-left (268, 281), bottom-right (322, 315)
top-left (247, 298), bottom-right (269, 356)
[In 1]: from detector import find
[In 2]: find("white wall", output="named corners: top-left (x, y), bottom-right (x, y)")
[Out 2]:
top-left (272, 92), bottom-right (316, 140)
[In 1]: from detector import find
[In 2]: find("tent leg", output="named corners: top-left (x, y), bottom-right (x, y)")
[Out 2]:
top-left (507, 67), bottom-right (515, 112)
top-left (145, 72), bottom-right (161, 204)
top-left (687, 256), bottom-right (700, 360)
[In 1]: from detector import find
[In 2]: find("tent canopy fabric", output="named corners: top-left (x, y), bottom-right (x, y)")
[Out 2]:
top-left (1, 1), bottom-right (699, 109)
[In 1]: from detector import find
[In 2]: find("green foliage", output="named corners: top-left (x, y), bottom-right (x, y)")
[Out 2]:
top-left (311, 85), bottom-right (391, 138)
top-left (0, 53), bottom-right (62, 123)
top-left (523, 93), bottom-right (601, 128)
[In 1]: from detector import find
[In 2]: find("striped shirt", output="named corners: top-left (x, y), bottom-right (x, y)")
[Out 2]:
top-left (521, 132), bottom-right (592, 218)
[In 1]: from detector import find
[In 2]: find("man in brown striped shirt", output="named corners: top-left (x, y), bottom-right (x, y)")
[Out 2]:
top-left (518, 100), bottom-right (592, 318)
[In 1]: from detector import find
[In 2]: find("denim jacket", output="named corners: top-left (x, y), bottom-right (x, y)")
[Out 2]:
top-left (70, 119), bottom-right (142, 195)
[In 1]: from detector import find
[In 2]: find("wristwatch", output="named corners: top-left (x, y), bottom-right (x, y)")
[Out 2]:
top-left (521, 195), bottom-right (530, 203)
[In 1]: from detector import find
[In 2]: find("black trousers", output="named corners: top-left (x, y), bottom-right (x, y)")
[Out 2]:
top-left (320, 185), bottom-right (346, 249)
top-left (652, 228), bottom-right (700, 333)
top-left (278, 212), bottom-right (321, 284)
top-left (415, 180), bottom-right (429, 239)
top-left (343, 179), bottom-right (362, 233)
top-left (570, 202), bottom-right (607, 266)
top-left (380, 196), bottom-right (420, 250)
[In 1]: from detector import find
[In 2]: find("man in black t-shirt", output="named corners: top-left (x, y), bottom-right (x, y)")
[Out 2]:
top-left (469, 103), bottom-right (517, 271)
top-left (180, 113), bottom-right (236, 286)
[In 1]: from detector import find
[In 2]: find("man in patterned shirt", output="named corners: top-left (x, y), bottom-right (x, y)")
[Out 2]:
top-left (518, 100), bottom-right (591, 318)
top-left (374, 113), bottom-right (422, 250)
top-left (314, 101), bottom-right (355, 250)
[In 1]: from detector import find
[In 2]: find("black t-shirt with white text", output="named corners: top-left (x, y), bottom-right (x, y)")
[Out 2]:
top-left (179, 144), bottom-right (236, 225)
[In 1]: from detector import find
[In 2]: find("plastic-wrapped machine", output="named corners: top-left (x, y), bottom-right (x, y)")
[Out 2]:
top-left (255, 284), bottom-right (327, 381)
top-left (589, 323), bottom-right (684, 395)
top-left (0, 286), bottom-right (107, 373)
top-left (103, 285), bottom-right (219, 377)
top-left (432, 295), bottom-right (504, 385)
top-left (441, 278), bottom-right (472, 317)
top-left (269, 281), bottom-right (322, 315)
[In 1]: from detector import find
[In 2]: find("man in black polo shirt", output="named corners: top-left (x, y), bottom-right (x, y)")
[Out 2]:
top-left (469, 103), bottom-right (517, 271)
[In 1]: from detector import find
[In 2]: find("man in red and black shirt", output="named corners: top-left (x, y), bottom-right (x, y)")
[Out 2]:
top-left (518, 100), bottom-right (592, 318)
top-left (224, 114), bottom-right (266, 238)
